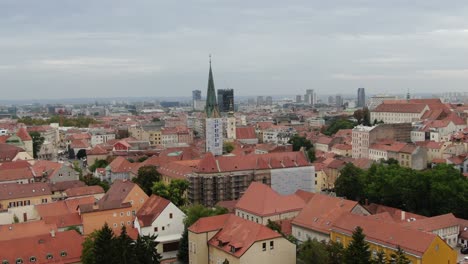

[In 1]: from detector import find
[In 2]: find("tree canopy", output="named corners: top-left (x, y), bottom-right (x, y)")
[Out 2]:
top-left (323, 119), bottom-right (356, 136)
top-left (344, 226), bottom-right (371, 264)
top-left (152, 179), bottom-right (189, 207)
top-left (81, 224), bottom-right (161, 264)
top-left (133, 165), bottom-right (161, 195)
top-left (335, 163), bottom-right (468, 218)
top-left (29, 131), bottom-right (44, 159)
top-left (288, 135), bottom-right (313, 151)
top-left (18, 115), bottom-right (98, 128)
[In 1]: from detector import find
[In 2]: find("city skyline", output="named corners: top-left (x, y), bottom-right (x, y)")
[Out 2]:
top-left (1, 1), bottom-right (468, 100)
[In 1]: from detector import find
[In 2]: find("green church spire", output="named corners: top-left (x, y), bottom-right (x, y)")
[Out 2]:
top-left (205, 55), bottom-right (220, 118)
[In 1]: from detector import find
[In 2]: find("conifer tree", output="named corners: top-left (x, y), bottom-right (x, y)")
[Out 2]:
top-left (93, 223), bottom-right (118, 264)
top-left (344, 226), bottom-right (371, 264)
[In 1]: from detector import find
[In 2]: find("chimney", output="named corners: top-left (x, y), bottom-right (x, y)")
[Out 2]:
top-left (50, 229), bottom-right (55, 238)
top-left (401, 211), bottom-right (406, 221)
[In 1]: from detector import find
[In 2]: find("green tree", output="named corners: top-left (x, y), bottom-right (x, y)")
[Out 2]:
top-left (307, 147), bottom-right (316, 162)
top-left (81, 231), bottom-right (98, 264)
top-left (335, 163), bottom-right (364, 201)
top-left (116, 226), bottom-right (136, 264)
top-left (29, 131), bottom-right (45, 159)
top-left (326, 241), bottom-right (345, 264)
top-left (353, 109), bottom-right (364, 124)
top-left (133, 165), bottom-right (161, 195)
top-left (93, 223), bottom-right (118, 264)
top-left (89, 159), bottom-right (109, 172)
top-left (297, 238), bottom-right (329, 264)
top-left (80, 174), bottom-right (109, 192)
top-left (372, 250), bottom-right (386, 264)
top-left (223, 142), bottom-right (235, 153)
top-left (324, 119), bottom-right (356, 136)
top-left (362, 107), bottom-right (371, 126)
top-left (134, 234), bottom-right (162, 264)
top-left (388, 246), bottom-right (411, 264)
top-left (288, 135), bottom-right (313, 151)
top-left (177, 204), bottom-right (228, 263)
top-left (152, 179), bottom-right (189, 207)
top-left (266, 219), bottom-right (281, 233)
top-left (344, 226), bottom-right (371, 264)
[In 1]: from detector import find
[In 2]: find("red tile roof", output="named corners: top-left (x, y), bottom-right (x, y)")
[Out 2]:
top-left (136, 195), bottom-right (171, 227)
top-left (109, 156), bottom-right (134, 173)
top-left (235, 182), bottom-right (305, 217)
top-left (87, 144), bottom-right (108, 155)
top-left (364, 203), bottom-right (426, 223)
top-left (373, 103), bottom-right (427, 113)
top-left (0, 143), bottom-right (23, 161)
top-left (0, 182), bottom-right (51, 200)
top-left (0, 160), bottom-right (31, 170)
top-left (332, 212), bottom-right (438, 257)
top-left (16, 127), bottom-right (32, 141)
top-left (190, 214), bottom-right (282, 258)
top-left (70, 139), bottom-right (90, 149)
top-left (0, 220), bottom-right (57, 241)
top-left (236, 126), bottom-right (257, 139)
top-left (64, 185), bottom-right (104, 198)
top-left (0, 167), bottom-right (35, 182)
top-left (401, 213), bottom-right (459, 232)
top-left (292, 194), bottom-right (362, 235)
top-left (0, 230), bottom-right (83, 263)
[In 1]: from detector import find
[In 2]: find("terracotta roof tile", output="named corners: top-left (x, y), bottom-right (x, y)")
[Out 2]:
top-left (292, 194), bottom-right (362, 235)
top-left (190, 214), bottom-right (282, 258)
top-left (0, 230), bottom-right (83, 263)
top-left (332, 212), bottom-right (437, 256)
top-left (236, 126), bottom-right (257, 139)
top-left (16, 127), bottom-right (32, 141)
top-left (136, 195), bottom-right (170, 227)
top-left (235, 182), bottom-right (305, 217)
top-left (0, 220), bottom-right (57, 241)
top-left (401, 213), bottom-right (459, 232)
top-left (64, 185), bottom-right (104, 198)
top-left (0, 182), bottom-right (51, 200)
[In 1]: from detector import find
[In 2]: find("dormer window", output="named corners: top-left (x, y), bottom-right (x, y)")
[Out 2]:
top-left (60, 251), bottom-right (67, 257)
top-left (230, 246), bottom-right (236, 253)
top-left (29, 256), bottom-right (36, 263)
top-left (15, 259), bottom-right (23, 264)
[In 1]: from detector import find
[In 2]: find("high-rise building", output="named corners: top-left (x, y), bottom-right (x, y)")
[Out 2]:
top-left (217, 89), bottom-right (234, 112)
top-left (192, 90), bottom-right (202, 101)
top-left (265, 96), bottom-right (273, 105)
top-left (357, 88), bottom-right (366, 108)
top-left (257, 96), bottom-right (264, 106)
top-left (328, 96), bottom-right (334, 105)
top-left (335, 95), bottom-right (343, 108)
top-left (205, 58), bottom-right (223, 156)
top-left (296, 95), bottom-right (302, 103)
top-left (304, 89), bottom-right (316, 105)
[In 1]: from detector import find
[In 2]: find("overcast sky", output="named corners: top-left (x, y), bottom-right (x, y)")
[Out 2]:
top-left (1, 0), bottom-right (468, 100)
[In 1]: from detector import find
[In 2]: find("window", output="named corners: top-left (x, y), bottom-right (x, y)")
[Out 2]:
top-left (169, 213), bottom-right (173, 219)
top-left (262, 242), bottom-right (266, 251)
top-left (29, 257), bottom-right (36, 263)
top-left (120, 212), bottom-right (124, 217)
top-left (113, 223), bottom-right (117, 228)
top-left (45, 254), bottom-right (53, 260)
top-left (2, 260), bottom-right (9, 264)
top-left (121, 222), bottom-right (124, 226)
top-left (127, 211), bottom-right (131, 216)
top-left (270, 241), bottom-right (274, 250)
top-left (154, 227), bottom-right (158, 232)
top-left (15, 259), bottom-right (23, 264)
top-left (132, 210), bottom-right (136, 216)
top-left (162, 226), bottom-right (165, 231)
top-left (60, 251), bottom-right (67, 257)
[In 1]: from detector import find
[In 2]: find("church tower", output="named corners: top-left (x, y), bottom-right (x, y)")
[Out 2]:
top-left (204, 56), bottom-right (223, 155)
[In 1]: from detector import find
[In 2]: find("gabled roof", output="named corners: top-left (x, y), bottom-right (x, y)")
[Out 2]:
top-left (108, 156), bottom-right (134, 173)
top-left (70, 139), bottom-right (90, 149)
top-left (0, 167), bottom-right (35, 182)
top-left (0, 220), bottom-right (57, 241)
top-left (401, 213), bottom-right (459, 232)
top-left (0, 143), bottom-right (23, 161)
top-left (0, 182), bottom-right (52, 200)
top-left (292, 194), bottom-right (362, 235)
top-left (87, 144), bottom-right (108, 155)
top-left (16, 127), bottom-right (32, 141)
top-left (364, 203), bottom-right (426, 223)
top-left (373, 103), bottom-right (427, 113)
top-left (64, 185), bottom-right (104, 198)
top-left (79, 180), bottom-right (139, 212)
top-left (136, 195), bottom-right (171, 227)
top-left (332, 212), bottom-right (438, 257)
top-left (48, 180), bottom-right (86, 192)
top-left (190, 214), bottom-right (282, 258)
top-left (0, 160), bottom-right (31, 170)
top-left (236, 126), bottom-right (257, 139)
top-left (235, 182), bottom-right (305, 217)
top-left (0, 230), bottom-right (83, 263)
top-left (31, 160), bottom-right (63, 179)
